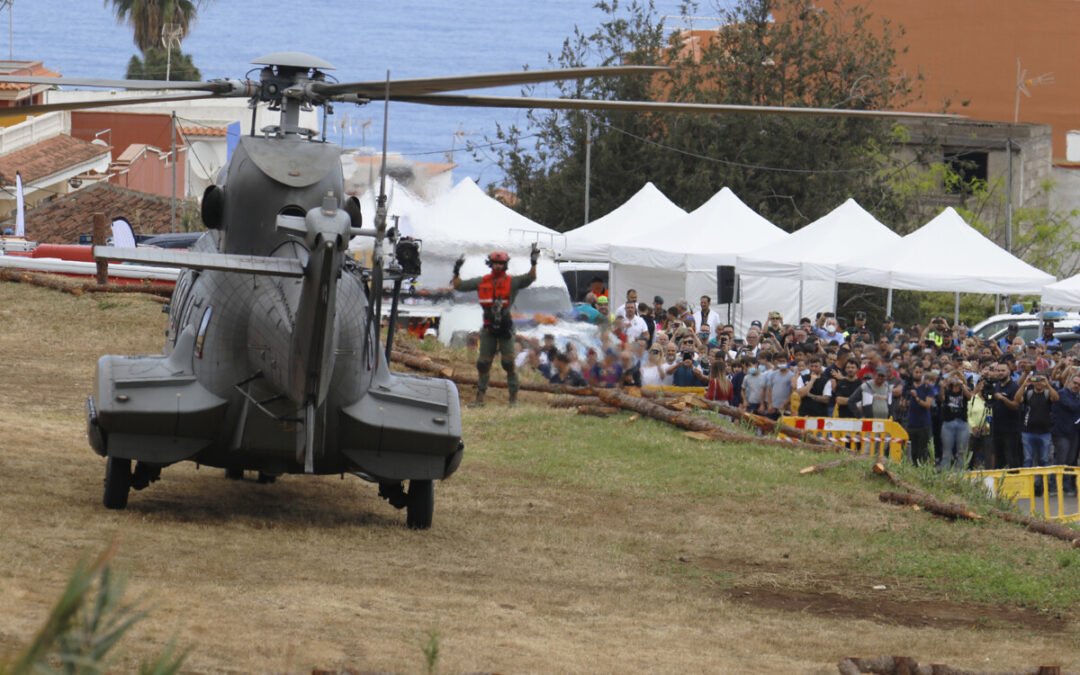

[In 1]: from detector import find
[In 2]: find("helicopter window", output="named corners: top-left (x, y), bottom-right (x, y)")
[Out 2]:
top-left (195, 306), bottom-right (213, 359)
top-left (279, 204), bottom-right (306, 218)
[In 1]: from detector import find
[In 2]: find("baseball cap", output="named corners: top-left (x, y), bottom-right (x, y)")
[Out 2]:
top-left (875, 365), bottom-right (888, 376)
top-left (750, 320), bottom-right (762, 328)
top-left (654, 295), bottom-right (664, 304)
top-left (597, 295), bottom-right (609, 304)
top-left (855, 311), bottom-right (866, 320)
top-left (1007, 322), bottom-right (1019, 331)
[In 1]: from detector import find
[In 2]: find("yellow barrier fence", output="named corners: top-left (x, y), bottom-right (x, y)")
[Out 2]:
top-left (966, 466), bottom-right (1080, 523)
top-left (778, 417), bottom-right (908, 462)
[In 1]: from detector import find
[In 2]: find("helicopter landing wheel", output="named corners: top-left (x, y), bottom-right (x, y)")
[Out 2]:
top-left (103, 457), bottom-right (131, 510)
top-left (405, 479), bottom-right (434, 530)
top-left (225, 467), bottom-right (244, 481)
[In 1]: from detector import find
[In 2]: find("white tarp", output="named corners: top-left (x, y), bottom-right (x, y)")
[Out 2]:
top-left (562, 182), bottom-right (686, 261)
top-left (835, 207), bottom-right (1055, 294)
top-left (737, 198), bottom-right (901, 281)
top-left (1043, 274), bottom-right (1080, 308)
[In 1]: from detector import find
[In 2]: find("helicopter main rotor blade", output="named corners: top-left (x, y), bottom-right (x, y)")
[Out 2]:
top-left (314, 65), bottom-right (671, 98)
top-left (0, 92), bottom-right (220, 118)
top-left (387, 93), bottom-right (964, 120)
top-left (0, 74), bottom-right (230, 91)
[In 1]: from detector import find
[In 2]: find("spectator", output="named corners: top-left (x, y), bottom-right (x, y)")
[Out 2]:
top-left (1052, 371), bottom-right (1080, 496)
top-left (903, 364), bottom-right (935, 465)
top-left (588, 276), bottom-right (608, 301)
top-left (671, 345), bottom-right (707, 386)
top-left (796, 356), bottom-right (832, 417)
top-left (573, 292), bottom-right (601, 323)
top-left (589, 348), bottom-right (622, 388)
top-left (549, 351), bottom-right (587, 387)
top-left (653, 296), bottom-right (665, 324)
top-left (623, 301), bottom-right (649, 343)
top-left (764, 311), bottom-right (784, 341)
top-left (982, 361), bottom-right (1022, 468)
top-left (729, 357), bottom-right (746, 407)
top-left (661, 342), bottom-right (680, 385)
top-left (881, 315), bottom-right (900, 339)
top-left (1015, 372), bottom-right (1057, 471)
top-left (618, 351), bottom-right (641, 387)
top-left (694, 295), bottom-right (721, 341)
top-left (763, 355), bottom-right (795, 420)
top-left (938, 372), bottom-right (972, 470)
top-left (614, 288), bottom-right (638, 320)
top-left (823, 358), bottom-right (861, 417)
top-left (850, 365), bottom-right (894, 419)
top-left (640, 345), bottom-right (665, 387)
top-left (741, 357), bottom-right (767, 414)
top-left (639, 302), bottom-right (656, 344)
top-left (1035, 320), bottom-right (1062, 348)
top-left (997, 322), bottom-right (1020, 350)
top-left (705, 359), bottom-right (733, 402)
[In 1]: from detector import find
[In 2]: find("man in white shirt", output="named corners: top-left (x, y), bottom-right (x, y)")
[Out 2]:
top-left (613, 288), bottom-right (639, 320)
top-left (694, 295), bottom-right (721, 341)
top-left (624, 301), bottom-right (649, 343)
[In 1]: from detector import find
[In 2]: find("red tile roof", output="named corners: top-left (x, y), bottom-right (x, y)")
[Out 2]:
top-left (179, 125), bottom-right (227, 137)
top-left (0, 134), bottom-right (110, 185)
top-left (0, 182), bottom-right (182, 244)
top-left (0, 62), bottom-right (59, 91)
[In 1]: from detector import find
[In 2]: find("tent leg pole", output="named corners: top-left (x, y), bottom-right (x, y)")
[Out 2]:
top-left (799, 279), bottom-right (804, 320)
top-left (954, 292), bottom-right (960, 325)
top-left (886, 288), bottom-right (893, 317)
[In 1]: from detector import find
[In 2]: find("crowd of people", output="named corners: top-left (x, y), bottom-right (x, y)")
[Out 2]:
top-left (510, 281), bottom-right (1080, 483)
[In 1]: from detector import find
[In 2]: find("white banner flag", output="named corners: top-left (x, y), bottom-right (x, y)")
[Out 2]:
top-left (14, 171), bottom-right (24, 237)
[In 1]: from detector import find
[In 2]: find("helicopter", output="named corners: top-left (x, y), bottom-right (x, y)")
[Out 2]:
top-left (0, 52), bottom-right (956, 529)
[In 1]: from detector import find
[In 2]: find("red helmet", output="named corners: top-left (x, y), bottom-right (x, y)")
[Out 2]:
top-left (487, 251), bottom-right (509, 265)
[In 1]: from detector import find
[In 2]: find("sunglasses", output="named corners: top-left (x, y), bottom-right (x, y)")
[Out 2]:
top-left (650, 349), bottom-right (660, 354)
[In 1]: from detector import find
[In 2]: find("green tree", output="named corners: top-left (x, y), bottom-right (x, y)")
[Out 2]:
top-left (125, 46), bottom-right (201, 81)
top-left (486, 0), bottom-right (922, 232)
top-left (106, 0), bottom-right (203, 53)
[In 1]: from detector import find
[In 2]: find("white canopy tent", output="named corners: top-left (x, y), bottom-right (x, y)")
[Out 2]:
top-left (835, 207), bottom-right (1055, 316)
top-left (736, 198), bottom-right (901, 318)
top-left (1042, 274), bottom-right (1080, 308)
top-left (607, 187), bottom-right (831, 333)
top-left (355, 177), bottom-right (428, 235)
top-left (349, 177), bottom-right (575, 330)
top-left (562, 182), bottom-right (686, 261)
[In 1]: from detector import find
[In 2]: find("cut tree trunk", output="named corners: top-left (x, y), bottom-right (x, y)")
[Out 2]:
top-left (576, 405), bottom-right (620, 417)
top-left (695, 397), bottom-right (837, 448)
top-left (799, 456), bottom-right (867, 476)
top-left (880, 490), bottom-right (982, 520)
top-left (595, 389), bottom-right (804, 448)
top-left (389, 350), bottom-right (454, 379)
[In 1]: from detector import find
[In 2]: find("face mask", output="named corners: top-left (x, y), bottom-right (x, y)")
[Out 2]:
top-left (826, 325), bottom-right (837, 334)
top-left (892, 361), bottom-right (900, 369)
top-left (748, 366), bottom-right (759, 375)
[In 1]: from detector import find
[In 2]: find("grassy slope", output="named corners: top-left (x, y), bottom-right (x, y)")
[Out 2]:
top-left (1, 281), bottom-right (1079, 673)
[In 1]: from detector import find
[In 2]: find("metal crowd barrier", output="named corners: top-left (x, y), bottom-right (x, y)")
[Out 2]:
top-left (966, 466), bottom-right (1080, 522)
top-left (778, 417), bottom-right (908, 462)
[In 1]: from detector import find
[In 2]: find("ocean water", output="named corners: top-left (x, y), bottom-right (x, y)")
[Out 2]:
top-left (8, 0), bottom-right (702, 186)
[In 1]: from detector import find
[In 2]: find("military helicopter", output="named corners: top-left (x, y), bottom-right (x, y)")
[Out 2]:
top-left (0, 53), bottom-right (955, 529)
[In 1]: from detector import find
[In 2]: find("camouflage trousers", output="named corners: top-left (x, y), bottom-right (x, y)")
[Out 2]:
top-left (477, 331), bottom-right (518, 395)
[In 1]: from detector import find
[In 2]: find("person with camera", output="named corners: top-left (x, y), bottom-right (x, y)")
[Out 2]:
top-left (1014, 370), bottom-right (1058, 471)
top-left (981, 361), bottom-right (1022, 468)
top-left (938, 372), bottom-right (973, 470)
top-left (823, 357), bottom-right (861, 418)
top-left (451, 245), bottom-right (538, 407)
top-left (671, 344), bottom-right (708, 387)
top-left (796, 356), bottom-right (833, 417)
top-left (1051, 371), bottom-right (1080, 495)
top-left (902, 364), bottom-right (936, 465)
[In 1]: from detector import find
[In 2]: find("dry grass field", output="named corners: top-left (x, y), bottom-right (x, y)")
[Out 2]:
top-left (2, 281), bottom-right (1080, 674)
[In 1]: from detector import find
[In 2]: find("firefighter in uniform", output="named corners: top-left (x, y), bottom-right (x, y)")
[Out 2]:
top-left (451, 244), bottom-right (539, 407)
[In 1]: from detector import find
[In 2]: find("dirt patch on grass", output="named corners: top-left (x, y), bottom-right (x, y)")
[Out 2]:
top-left (690, 554), bottom-right (1064, 632)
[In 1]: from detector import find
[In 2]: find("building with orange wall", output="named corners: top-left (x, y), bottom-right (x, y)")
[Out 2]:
top-left (824, 0), bottom-right (1080, 160)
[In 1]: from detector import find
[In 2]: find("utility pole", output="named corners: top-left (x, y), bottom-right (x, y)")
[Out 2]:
top-left (170, 111), bottom-right (177, 233)
top-left (584, 116), bottom-right (592, 225)
top-left (1005, 137), bottom-right (1013, 253)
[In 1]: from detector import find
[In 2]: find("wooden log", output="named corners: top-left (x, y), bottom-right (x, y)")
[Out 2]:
top-left (872, 460), bottom-right (932, 499)
top-left (450, 372), bottom-right (596, 396)
top-left (594, 389), bottom-right (805, 449)
top-left (989, 509), bottom-right (1080, 546)
top-left (799, 455), bottom-right (866, 476)
top-left (389, 350), bottom-right (454, 378)
top-left (695, 397), bottom-right (836, 447)
top-left (880, 490), bottom-right (982, 520)
top-left (576, 405), bottom-right (620, 417)
top-left (548, 395), bottom-right (602, 408)
top-left (81, 282), bottom-right (173, 299)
